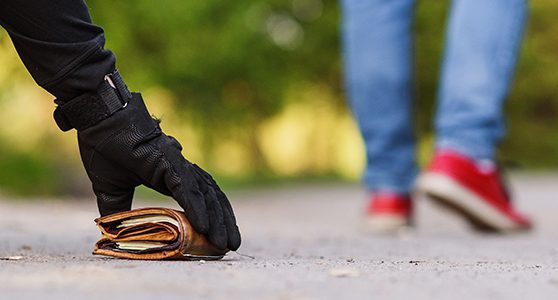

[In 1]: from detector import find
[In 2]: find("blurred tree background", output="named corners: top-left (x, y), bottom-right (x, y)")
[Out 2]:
top-left (0, 0), bottom-right (557, 196)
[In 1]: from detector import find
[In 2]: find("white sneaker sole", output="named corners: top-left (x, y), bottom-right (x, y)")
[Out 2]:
top-left (415, 173), bottom-right (528, 232)
top-left (363, 215), bottom-right (411, 234)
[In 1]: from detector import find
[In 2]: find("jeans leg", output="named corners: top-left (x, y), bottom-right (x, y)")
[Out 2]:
top-left (341, 0), bottom-right (417, 193)
top-left (0, 0), bottom-right (116, 100)
top-left (435, 0), bottom-right (527, 160)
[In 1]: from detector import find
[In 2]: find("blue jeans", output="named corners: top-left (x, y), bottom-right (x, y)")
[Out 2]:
top-left (342, 0), bottom-right (527, 193)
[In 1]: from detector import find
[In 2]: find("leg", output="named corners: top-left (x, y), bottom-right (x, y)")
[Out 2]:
top-left (341, 0), bottom-right (417, 193)
top-left (435, 0), bottom-right (527, 160)
top-left (416, 0), bottom-right (531, 233)
top-left (0, 0), bottom-right (115, 100)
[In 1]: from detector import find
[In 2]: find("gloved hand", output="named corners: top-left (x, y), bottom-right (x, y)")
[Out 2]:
top-left (53, 71), bottom-right (241, 251)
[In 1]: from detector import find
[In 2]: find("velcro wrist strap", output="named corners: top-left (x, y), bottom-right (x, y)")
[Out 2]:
top-left (53, 70), bottom-right (132, 131)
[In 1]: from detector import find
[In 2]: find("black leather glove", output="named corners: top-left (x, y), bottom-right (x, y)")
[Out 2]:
top-left (53, 71), bottom-right (241, 251)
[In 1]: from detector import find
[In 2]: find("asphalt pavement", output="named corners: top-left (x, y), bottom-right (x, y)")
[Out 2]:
top-left (1, 173), bottom-right (558, 300)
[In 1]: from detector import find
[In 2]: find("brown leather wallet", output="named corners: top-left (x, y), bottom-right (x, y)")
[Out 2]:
top-left (93, 207), bottom-right (227, 260)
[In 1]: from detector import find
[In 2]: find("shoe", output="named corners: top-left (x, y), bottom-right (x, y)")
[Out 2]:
top-left (416, 149), bottom-right (532, 232)
top-left (364, 192), bottom-right (412, 233)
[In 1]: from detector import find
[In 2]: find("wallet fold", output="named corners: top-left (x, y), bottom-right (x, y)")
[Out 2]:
top-left (93, 207), bottom-right (227, 260)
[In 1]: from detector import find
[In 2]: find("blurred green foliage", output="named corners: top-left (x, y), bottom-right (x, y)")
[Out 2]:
top-left (0, 149), bottom-right (57, 195)
top-left (1, 0), bottom-right (558, 196)
top-left (87, 0), bottom-right (343, 170)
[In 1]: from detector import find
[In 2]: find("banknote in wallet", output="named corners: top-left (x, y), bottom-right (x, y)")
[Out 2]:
top-left (93, 207), bottom-right (227, 260)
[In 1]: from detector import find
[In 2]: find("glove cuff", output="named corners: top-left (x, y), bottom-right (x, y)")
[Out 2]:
top-left (53, 70), bottom-right (132, 131)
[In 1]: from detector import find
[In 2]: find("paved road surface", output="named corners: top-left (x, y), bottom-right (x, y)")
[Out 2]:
top-left (1, 174), bottom-right (558, 299)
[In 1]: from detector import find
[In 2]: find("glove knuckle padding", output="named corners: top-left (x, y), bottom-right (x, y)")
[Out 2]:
top-left (155, 137), bottom-right (211, 233)
top-left (192, 164), bottom-right (241, 250)
top-left (205, 193), bottom-right (228, 250)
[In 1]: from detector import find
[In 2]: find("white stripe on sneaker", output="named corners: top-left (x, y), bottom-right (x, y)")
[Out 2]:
top-left (363, 215), bottom-right (411, 234)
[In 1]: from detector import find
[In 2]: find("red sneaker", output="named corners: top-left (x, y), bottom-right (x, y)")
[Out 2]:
top-left (416, 149), bottom-right (532, 232)
top-left (365, 192), bottom-right (412, 232)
